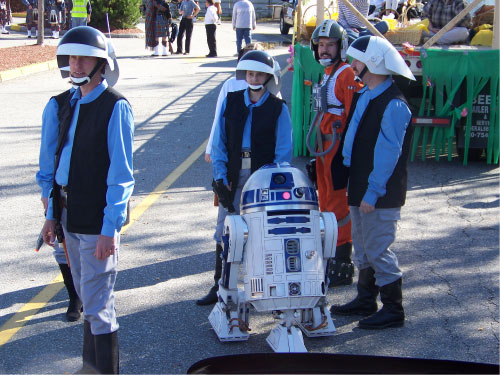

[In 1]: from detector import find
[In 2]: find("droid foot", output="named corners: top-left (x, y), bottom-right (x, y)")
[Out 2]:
top-left (298, 306), bottom-right (336, 337)
top-left (208, 301), bottom-right (250, 342)
top-left (267, 324), bottom-right (307, 353)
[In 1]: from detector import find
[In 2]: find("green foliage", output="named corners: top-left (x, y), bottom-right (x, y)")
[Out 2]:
top-left (90, 0), bottom-right (142, 31)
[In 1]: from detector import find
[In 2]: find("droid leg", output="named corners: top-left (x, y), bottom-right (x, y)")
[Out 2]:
top-left (208, 217), bottom-right (250, 342)
top-left (266, 310), bottom-right (307, 353)
top-left (297, 299), bottom-right (336, 337)
top-left (208, 287), bottom-right (250, 342)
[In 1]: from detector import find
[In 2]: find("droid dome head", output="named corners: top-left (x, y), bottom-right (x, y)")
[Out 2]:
top-left (240, 163), bottom-right (319, 214)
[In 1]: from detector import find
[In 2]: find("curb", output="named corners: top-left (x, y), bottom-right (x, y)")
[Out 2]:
top-left (8, 24), bottom-right (144, 38)
top-left (0, 59), bottom-right (58, 83)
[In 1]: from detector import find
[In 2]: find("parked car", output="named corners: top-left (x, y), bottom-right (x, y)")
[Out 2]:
top-left (279, 0), bottom-right (297, 35)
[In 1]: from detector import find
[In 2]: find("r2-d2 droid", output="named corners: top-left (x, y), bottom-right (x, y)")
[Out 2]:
top-left (208, 163), bottom-right (338, 353)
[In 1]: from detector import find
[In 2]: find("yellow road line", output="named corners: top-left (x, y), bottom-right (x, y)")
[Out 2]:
top-left (0, 274), bottom-right (63, 346)
top-left (121, 139), bottom-right (207, 233)
top-left (0, 140), bottom-right (207, 346)
top-left (280, 62), bottom-right (292, 78)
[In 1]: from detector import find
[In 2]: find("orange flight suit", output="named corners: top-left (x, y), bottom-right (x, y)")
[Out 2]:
top-left (315, 62), bottom-right (363, 247)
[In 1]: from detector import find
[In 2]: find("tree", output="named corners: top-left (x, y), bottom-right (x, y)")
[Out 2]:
top-left (90, 0), bottom-right (142, 31)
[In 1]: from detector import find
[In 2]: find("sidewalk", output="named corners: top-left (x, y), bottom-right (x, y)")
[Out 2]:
top-left (0, 20), bottom-right (290, 82)
top-left (0, 17), bottom-right (146, 82)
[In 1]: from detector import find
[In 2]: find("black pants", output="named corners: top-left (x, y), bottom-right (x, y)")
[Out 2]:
top-left (177, 17), bottom-right (193, 53)
top-left (205, 24), bottom-right (217, 56)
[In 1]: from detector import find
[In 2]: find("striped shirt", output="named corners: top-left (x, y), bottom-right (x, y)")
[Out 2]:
top-left (337, 0), bottom-right (369, 29)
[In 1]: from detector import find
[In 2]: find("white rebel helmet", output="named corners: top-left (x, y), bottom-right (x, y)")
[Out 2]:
top-left (347, 35), bottom-right (415, 80)
top-left (57, 26), bottom-right (119, 87)
top-left (235, 50), bottom-right (281, 96)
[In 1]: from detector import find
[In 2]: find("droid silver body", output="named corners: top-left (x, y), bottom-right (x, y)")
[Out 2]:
top-left (208, 163), bottom-right (338, 352)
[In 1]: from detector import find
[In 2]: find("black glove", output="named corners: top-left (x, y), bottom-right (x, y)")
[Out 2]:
top-left (305, 158), bottom-right (317, 188)
top-left (212, 179), bottom-right (235, 213)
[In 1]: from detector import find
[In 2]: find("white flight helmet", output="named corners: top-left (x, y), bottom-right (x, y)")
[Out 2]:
top-left (235, 50), bottom-right (281, 96)
top-left (347, 36), bottom-right (415, 80)
top-left (57, 26), bottom-right (119, 87)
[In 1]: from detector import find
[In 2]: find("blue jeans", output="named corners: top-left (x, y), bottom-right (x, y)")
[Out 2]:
top-left (71, 16), bottom-right (87, 29)
top-left (235, 28), bottom-right (251, 53)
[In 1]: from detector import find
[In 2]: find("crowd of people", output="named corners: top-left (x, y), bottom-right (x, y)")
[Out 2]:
top-left (144, 0), bottom-right (257, 57)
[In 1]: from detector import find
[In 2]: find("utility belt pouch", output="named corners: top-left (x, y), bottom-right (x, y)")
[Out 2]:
top-left (312, 83), bottom-right (322, 113)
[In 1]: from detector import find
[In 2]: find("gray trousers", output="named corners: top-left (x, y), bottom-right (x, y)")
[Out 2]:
top-left (52, 241), bottom-right (68, 264)
top-left (214, 168), bottom-right (251, 243)
top-left (350, 206), bottom-right (402, 287)
top-left (62, 208), bottom-right (119, 335)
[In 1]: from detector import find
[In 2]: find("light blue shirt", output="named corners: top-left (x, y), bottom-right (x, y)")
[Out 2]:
top-left (342, 77), bottom-right (412, 206)
top-left (37, 80), bottom-right (135, 237)
top-left (180, 0), bottom-right (198, 18)
top-left (211, 88), bottom-right (293, 185)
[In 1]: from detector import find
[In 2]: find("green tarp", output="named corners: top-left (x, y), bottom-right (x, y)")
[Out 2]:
top-left (291, 43), bottom-right (324, 157)
top-left (411, 48), bottom-right (499, 165)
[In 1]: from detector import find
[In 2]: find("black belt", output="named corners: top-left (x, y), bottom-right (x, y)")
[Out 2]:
top-left (241, 151), bottom-right (251, 158)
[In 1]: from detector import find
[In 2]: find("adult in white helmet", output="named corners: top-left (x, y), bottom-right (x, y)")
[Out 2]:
top-left (201, 50), bottom-right (293, 305)
top-left (307, 19), bottom-right (363, 289)
top-left (330, 36), bottom-right (413, 330)
top-left (38, 26), bottom-right (134, 374)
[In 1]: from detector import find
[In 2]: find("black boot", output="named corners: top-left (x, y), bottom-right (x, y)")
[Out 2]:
top-left (58, 263), bottom-right (83, 322)
top-left (330, 267), bottom-right (379, 316)
top-left (95, 331), bottom-right (119, 374)
top-left (328, 242), bottom-right (354, 287)
top-left (358, 278), bottom-right (404, 329)
top-left (196, 244), bottom-right (223, 306)
top-left (76, 320), bottom-right (98, 374)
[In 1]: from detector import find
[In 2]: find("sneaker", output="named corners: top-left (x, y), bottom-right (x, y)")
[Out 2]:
top-left (206, 53), bottom-right (217, 58)
top-left (183, 52), bottom-right (189, 55)
top-left (175, 50), bottom-right (182, 54)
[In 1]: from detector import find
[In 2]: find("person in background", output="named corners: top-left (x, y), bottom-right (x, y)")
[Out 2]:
top-left (175, 0), bottom-right (200, 55)
top-left (232, 0), bottom-right (256, 54)
top-left (22, 0), bottom-right (38, 38)
top-left (422, 0), bottom-right (470, 44)
top-left (46, 0), bottom-right (64, 39)
top-left (0, 0), bottom-right (12, 34)
top-left (330, 36), bottom-right (415, 330)
top-left (68, 0), bottom-right (91, 28)
top-left (337, 0), bottom-right (389, 43)
top-left (145, 0), bottom-right (158, 54)
top-left (214, 0), bottom-right (221, 24)
top-left (152, 0), bottom-right (172, 56)
top-left (204, 0), bottom-right (218, 57)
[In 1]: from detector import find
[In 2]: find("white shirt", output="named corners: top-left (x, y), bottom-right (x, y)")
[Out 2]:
top-left (206, 78), bottom-right (248, 155)
top-left (204, 4), bottom-right (218, 24)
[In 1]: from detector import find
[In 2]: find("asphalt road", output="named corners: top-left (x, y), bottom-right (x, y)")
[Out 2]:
top-left (0, 21), bottom-right (498, 374)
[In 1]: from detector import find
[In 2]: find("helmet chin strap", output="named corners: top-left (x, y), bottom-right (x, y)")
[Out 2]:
top-left (70, 60), bottom-right (105, 87)
top-left (358, 65), bottom-right (369, 81)
top-left (318, 54), bottom-right (340, 67)
top-left (248, 75), bottom-right (273, 92)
